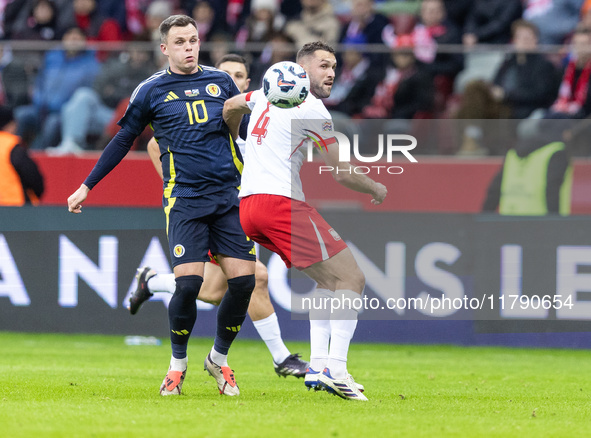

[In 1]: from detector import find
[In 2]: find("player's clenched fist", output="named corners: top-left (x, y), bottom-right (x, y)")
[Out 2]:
top-left (67, 184), bottom-right (90, 213)
top-left (371, 182), bottom-right (387, 205)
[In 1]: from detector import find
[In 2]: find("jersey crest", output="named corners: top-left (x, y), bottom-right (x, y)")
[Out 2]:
top-left (206, 84), bottom-right (221, 97)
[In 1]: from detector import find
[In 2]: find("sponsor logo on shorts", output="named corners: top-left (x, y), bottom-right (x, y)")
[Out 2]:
top-left (206, 84), bottom-right (221, 97)
top-left (328, 228), bottom-right (341, 241)
top-left (173, 244), bottom-right (185, 257)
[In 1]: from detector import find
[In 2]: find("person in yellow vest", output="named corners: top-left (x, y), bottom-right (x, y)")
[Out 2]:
top-left (482, 121), bottom-right (572, 215)
top-left (0, 106), bottom-right (44, 206)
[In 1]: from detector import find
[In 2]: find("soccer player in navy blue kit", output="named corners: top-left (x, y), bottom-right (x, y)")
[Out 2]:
top-left (67, 15), bottom-right (256, 396)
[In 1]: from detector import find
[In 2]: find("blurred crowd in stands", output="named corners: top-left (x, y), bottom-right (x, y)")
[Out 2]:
top-left (1, 0), bottom-right (591, 157)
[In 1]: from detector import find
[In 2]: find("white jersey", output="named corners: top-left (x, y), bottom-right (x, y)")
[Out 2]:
top-left (239, 89), bottom-right (334, 201)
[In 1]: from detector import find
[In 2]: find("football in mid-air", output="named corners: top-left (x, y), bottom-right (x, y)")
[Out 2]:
top-left (262, 61), bottom-right (310, 108)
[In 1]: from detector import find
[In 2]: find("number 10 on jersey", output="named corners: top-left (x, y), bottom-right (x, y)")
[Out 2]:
top-left (186, 100), bottom-right (208, 124)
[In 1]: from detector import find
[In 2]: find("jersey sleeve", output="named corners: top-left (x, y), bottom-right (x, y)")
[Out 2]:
top-left (294, 101), bottom-right (337, 151)
top-left (245, 89), bottom-right (264, 111)
top-left (239, 113), bottom-right (250, 140)
top-left (117, 80), bottom-right (153, 136)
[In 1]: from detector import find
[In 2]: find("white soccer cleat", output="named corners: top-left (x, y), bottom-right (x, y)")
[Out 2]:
top-left (159, 367), bottom-right (186, 396)
top-left (304, 367), bottom-right (324, 391)
top-left (204, 353), bottom-right (240, 396)
top-left (305, 367), bottom-right (364, 393)
top-left (318, 368), bottom-right (368, 401)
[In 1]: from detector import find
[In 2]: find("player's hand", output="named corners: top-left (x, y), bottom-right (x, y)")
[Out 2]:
top-left (371, 182), bottom-right (387, 205)
top-left (67, 184), bottom-right (90, 213)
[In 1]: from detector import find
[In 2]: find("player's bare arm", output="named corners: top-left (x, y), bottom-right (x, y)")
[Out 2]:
top-left (147, 138), bottom-right (164, 180)
top-left (223, 94), bottom-right (250, 141)
top-left (318, 141), bottom-right (387, 205)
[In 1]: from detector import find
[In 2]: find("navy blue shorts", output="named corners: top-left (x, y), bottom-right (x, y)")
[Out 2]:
top-left (164, 190), bottom-right (256, 268)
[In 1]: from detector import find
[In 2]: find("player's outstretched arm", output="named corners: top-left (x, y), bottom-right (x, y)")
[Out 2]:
top-left (223, 94), bottom-right (251, 141)
top-left (318, 141), bottom-right (387, 205)
top-left (66, 127), bottom-right (136, 213)
top-left (147, 137), bottom-right (164, 180)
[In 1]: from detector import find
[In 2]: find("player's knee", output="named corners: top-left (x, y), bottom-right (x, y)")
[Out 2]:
top-left (345, 266), bottom-right (365, 293)
top-left (254, 262), bottom-right (269, 289)
top-left (174, 275), bottom-right (203, 304)
top-left (227, 274), bottom-right (256, 302)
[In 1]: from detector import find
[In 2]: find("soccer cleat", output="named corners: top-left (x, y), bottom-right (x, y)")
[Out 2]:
top-left (129, 267), bottom-right (156, 315)
top-left (305, 367), bottom-right (364, 392)
top-left (304, 367), bottom-right (324, 391)
top-left (274, 353), bottom-right (309, 378)
top-left (159, 367), bottom-right (186, 396)
top-left (204, 353), bottom-right (240, 396)
top-left (318, 368), bottom-right (368, 401)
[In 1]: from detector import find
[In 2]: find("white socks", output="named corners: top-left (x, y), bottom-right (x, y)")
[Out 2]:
top-left (308, 288), bottom-right (333, 372)
top-left (210, 347), bottom-right (228, 367)
top-left (252, 313), bottom-right (291, 364)
top-left (170, 355), bottom-right (188, 372)
top-left (327, 290), bottom-right (360, 379)
top-left (307, 289), bottom-right (361, 379)
top-left (147, 273), bottom-right (176, 294)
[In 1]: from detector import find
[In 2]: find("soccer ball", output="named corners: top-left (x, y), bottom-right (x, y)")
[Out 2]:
top-left (263, 61), bottom-right (310, 109)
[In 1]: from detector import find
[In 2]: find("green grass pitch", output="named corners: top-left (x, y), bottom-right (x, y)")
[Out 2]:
top-left (1, 332), bottom-right (590, 437)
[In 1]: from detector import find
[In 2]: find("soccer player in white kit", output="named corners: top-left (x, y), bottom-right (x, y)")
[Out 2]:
top-left (223, 42), bottom-right (387, 401)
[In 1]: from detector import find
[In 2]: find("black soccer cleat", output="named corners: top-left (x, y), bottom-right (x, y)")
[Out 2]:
top-left (128, 267), bottom-right (156, 315)
top-left (274, 353), bottom-right (309, 378)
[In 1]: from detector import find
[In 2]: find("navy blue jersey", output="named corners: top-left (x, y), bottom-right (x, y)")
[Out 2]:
top-left (120, 66), bottom-right (242, 198)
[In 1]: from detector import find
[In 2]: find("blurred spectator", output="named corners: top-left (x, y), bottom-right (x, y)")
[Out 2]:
top-left (181, 0), bottom-right (247, 34)
top-left (143, 1), bottom-right (173, 41)
top-left (96, 0), bottom-right (127, 35)
top-left (0, 45), bottom-right (30, 108)
top-left (236, 0), bottom-right (284, 50)
top-left (14, 27), bottom-right (99, 149)
top-left (548, 25), bottom-right (591, 118)
top-left (324, 46), bottom-right (382, 116)
top-left (482, 120), bottom-right (572, 215)
top-left (51, 41), bottom-right (157, 154)
top-left (205, 31), bottom-right (235, 67)
top-left (453, 79), bottom-right (510, 156)
top-left (581, 0), bottom-right (591, 27)
top-left (283, 0), bottom-right (341, 47)
top-left (442, 0), bottom-right (471, 31)
top-left (523, 0), bottom-right (584, 45)
top-left (0, 105), bottom-right (44, 206)
top-left (4, 0), bottom-right (73, 39)
top-left (463, 0), bottom-right (523, 46)
top-left (339, 0), bottom-right (390, 65)
top-left (191, 0), bottom-right (219, 42)
top-left (492, 20), bottom-right (560, 119)
top-left (361, 35), bottom-right (434, 121)
top-left (140, 0), bottom-right (174, 68)
top-left (414, 0), bottom-right (463, 80)
top-left (8, 0), bottom-right (62, 41)
top-left (248, 32), bottom-right (296, 90)
top-left (68, 0), bottom-right (123, 43)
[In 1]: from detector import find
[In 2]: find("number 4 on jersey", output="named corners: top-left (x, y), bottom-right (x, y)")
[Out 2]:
top-left (251, 102), bottom-right (271, 145)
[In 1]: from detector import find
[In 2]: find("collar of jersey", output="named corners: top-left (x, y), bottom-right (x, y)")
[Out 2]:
top-left (166, 65), bottom-right (203, 78)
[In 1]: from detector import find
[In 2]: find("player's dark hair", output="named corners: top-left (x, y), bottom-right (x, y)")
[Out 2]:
top-left (296, 41), bottom-right (335, 62)
top-left (216, 54), bottom-right (250, 75)
top-left (159, 14), bottom-right (198, 44)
